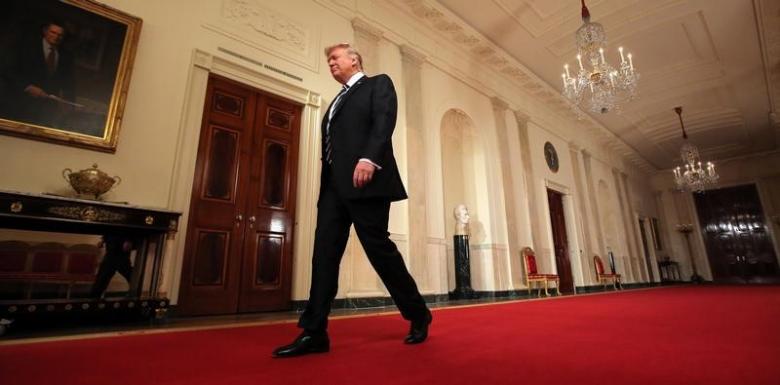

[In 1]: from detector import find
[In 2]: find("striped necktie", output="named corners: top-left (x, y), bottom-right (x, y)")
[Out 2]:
top-left (324, 85), bottom-right (349, 164)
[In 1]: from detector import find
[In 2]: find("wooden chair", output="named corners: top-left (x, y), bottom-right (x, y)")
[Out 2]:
top-left (521, 247), bottom-right (559, 297)
top-left (0, 240), bottom-right (30, 274)
top-left (4, 242), bottom-right (103, 299)
top-left (0, 241), bottom-right (31, 300)
top-left (594, 255), bottom-right (621, 290)
top-left (28, 242), bottom-right (68, 299)
top-left (64, 244), bottom-right (101, 298)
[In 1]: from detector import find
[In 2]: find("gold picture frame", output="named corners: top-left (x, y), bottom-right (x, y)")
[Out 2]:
top-left (0, 0), bottom-right (142, 152)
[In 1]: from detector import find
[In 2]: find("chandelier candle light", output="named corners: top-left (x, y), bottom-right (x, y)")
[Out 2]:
top-left (562, 0), bottom-right (639, 114)
top-left (672, 106), bottom-right (718, 193)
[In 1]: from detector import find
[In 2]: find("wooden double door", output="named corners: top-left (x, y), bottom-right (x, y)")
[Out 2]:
top-left (177, 75), bottom-right (302, 315)
top-left (694, 184), bottom-right (779, 284)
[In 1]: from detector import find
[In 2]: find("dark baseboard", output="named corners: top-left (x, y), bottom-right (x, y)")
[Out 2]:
top-left (466, 289), bottom-right (557, 299)
top-left (575, 282), bottom-right (667, 293)
top-left (286, 282), bottom-right (682, 313)
top-left (290, 289), bottom-right (568, 312)
top-left (169, 282), bottom-right (699, 319)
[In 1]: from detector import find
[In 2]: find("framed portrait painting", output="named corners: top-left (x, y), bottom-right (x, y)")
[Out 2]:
top-left (0, 0), bottom-right (141, 152)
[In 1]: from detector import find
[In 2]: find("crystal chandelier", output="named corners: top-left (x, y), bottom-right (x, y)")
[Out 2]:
top-left (672, 106), bottom-right (718, 193)
top-left (561, 0), bottom-right (639, 114)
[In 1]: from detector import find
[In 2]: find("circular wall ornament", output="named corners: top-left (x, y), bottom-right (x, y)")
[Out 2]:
top-left (544, 142), bottom-right (559, 172)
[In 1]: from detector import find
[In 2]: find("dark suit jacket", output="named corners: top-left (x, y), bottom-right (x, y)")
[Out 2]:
top-left (320, 74), bottom-right (408, 202)
top-left (2, 37), bottom-right (76, 124)
top-left (13, 38), bottom-right (75, 100)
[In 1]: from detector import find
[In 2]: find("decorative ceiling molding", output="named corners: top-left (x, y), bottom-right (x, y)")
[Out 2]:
top-left (203, 0), bottom-right (321, 72)
top-left (546, 0), bottom-right (687, 58)
top-left (755, 0), bottom-right (780, 117)
top-left (696, 143), bottom-right (745, 157)
top-left (634, 108), bottom-right (744, 144)
top-left (762, 0), bottom-right (780, 142)
top-left (312, 0), bottom-right (357, 19)
top-left (491, 0), bottom-right (574, 39)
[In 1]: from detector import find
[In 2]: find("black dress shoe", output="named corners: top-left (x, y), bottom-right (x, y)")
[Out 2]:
top-left (404, 312), bottom-right (432, 344)
top-left (272, 332), bottom-right (330, 358)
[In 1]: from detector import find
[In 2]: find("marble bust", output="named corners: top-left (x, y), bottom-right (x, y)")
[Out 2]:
top-left (453, 204), bottom-right (470, 236)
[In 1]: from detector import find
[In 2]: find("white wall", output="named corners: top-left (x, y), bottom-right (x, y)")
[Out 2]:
top-left (0, 0), bottom-right (662, 305)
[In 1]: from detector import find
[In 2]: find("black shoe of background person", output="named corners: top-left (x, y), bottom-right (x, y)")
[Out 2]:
top-left (404, 312), bottom-right (432, 344)
top-left (272, 332), bottom-right (330, 358)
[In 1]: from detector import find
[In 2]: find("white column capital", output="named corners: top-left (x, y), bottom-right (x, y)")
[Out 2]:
top-left (513, 110), bottom-right (530, 125)
top-left (581, 148), bottom-right (592, 160)
top-left (400, 44), bottom-right (427, 66)
top-left (491, 97), bottom-right (509, 111)
top-left (351, 17), bottom-right (383, 42)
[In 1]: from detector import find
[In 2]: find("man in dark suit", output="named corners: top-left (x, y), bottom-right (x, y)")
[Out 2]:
top-left (3, 21), bottom-right (75, 127)
top-left (272, 43), bottom-right (432, 358)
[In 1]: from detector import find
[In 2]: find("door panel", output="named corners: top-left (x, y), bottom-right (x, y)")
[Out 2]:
top-left (202, 127), bottom-right (240, 201)
top-left (191, 230), bottom-right (229, 286)
top-left (259, 140), bottom-right (289, 208)
top-left (254, 233), bottom-right (284, 286)
top-left (210, 88), bottom-right (250, 126)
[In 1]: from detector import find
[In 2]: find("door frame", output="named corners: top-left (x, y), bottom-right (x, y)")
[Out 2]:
top-left (543, 179), bottom-right (583, 293)
top-left (637, 217), bottom-right (657, 282)
top-left (165, 49), bottom-right (323, 306)
top-left (755, 180), bottom-right (780, 270)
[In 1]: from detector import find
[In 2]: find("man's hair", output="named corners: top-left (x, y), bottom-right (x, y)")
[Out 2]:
top-left (324, 43), bottom-right (363, 71)
top-left (41, 21), bottom-right (66, 35)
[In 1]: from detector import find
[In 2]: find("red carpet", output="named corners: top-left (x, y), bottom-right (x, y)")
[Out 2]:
top-left (1, 286), bottom-right (779, 385)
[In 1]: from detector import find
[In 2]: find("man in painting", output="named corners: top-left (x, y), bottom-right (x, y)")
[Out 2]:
top-left (3, 21), bottom-right (76, 128)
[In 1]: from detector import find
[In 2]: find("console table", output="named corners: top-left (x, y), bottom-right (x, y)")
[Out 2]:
top-left (0, 190), bottom-right (181, 333)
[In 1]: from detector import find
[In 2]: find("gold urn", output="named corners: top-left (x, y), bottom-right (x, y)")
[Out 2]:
top-left (62, 163), bottom-right (122, 199)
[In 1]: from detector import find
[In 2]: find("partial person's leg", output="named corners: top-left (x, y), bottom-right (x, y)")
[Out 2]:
top-left (349, 198), bottom-right (430, 322)
top-left (274, 181), bottom-right (352, 357)
top-left (115, 253), bottom-right (133, 283)
top-left (297, 183), bottom-right (352, 333)
top-left (89, 259), bottom-right (115, 298)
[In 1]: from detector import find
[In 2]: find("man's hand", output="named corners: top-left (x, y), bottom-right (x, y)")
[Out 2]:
top-left (353, 161), bottom-right (376, 188)
top-left (24, 85), bottom-right (48, 98)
